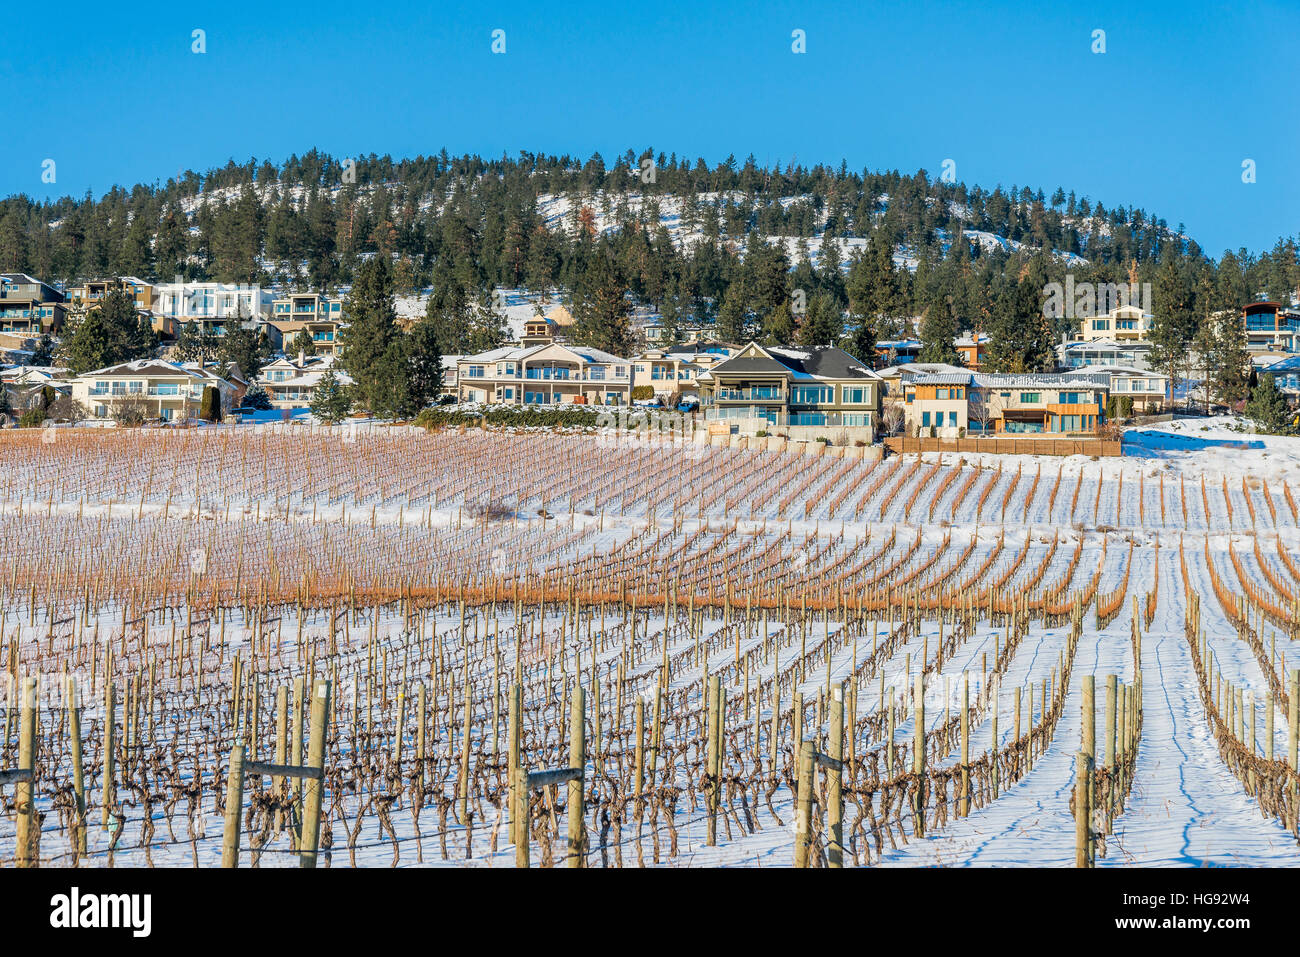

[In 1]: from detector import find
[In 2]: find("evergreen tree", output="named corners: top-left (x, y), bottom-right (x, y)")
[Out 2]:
top-left (219, 324), bottom-right (273, 380)
top-left (309, 370), bottom-right (353, 423)
top-left (571, 254), bottom-right (634, 356)
top-left (798, 292), bottom-right (843, 346)
top-left (986, 275), bottom-right (1055, 373)
top-left (918, 304), bottom-right (961, 364)
top-left (1244, 374), bottom-right (1293, 434)
top-left (199, 385), bottom-right (223, 422)
top-left (1148, 256), bottom-right (1199, 408)
top-left (406, 317), bottom-right (444, 409)
top-left (339, 257), bottom-right (401, 413)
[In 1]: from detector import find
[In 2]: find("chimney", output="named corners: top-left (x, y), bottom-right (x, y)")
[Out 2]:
top-left (298, 348), bottom-right (305, 366)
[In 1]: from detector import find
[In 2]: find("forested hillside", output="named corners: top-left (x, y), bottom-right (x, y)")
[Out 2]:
top-left (2, 148), bottom-right (1297, 374)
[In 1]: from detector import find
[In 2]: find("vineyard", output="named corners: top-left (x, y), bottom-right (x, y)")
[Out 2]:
top-left (0, 425), bottom-right (1297, 867)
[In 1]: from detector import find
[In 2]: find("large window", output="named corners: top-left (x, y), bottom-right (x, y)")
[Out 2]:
top-left (466, 365), bottom-right (485, 378)
top-left (1019, 392), bottom-right (1041, 404)
top-left (843, 386), bottom-right (870, 404)
top-left (791, 385), bottom-right (833, 405)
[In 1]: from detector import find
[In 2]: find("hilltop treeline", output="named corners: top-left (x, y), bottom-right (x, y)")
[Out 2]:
top-left (1, 149), bottom-right (1297, 383)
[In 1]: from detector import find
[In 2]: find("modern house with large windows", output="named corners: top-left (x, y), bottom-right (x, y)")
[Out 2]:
top-left (903, 371), bottom-right (1109, 438)
top-left (0, 273), bottom-right (67, 335)
top-left (456, 342), bottom-right (631, 406)
top-left (695, 342), bottom-right (881, 430)
top-left (1241, 301), bottom-right (1300, 355)
top-left (150, 281), bottom-right (274, 335)
top-left (270, 292), bottom-right (346, 356)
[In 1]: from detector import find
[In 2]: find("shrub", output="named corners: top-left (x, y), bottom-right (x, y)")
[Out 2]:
top-left (631, 385), bottom-right (655, 401)
top-left (18, 408), bottom-right (46, 428)
top-left (199, 385), bottom-right (223, 422)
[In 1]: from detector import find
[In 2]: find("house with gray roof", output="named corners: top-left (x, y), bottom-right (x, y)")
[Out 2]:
top-left (903, 370), bottom-right (1109, 438)
top-left (695, 341), bottom-right (882, 431)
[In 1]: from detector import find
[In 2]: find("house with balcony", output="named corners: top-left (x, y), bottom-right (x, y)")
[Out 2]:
top-left (695, 342), bottom-right (882, 431)
top-left (258, 352), bottom-right (352, 409)
top-left (1242, 301), bottom-right (1300, 355)
top-left (66, 277), bottom-right (155, 315)
top-left (631, 340), bottom-right (737, 401)
top-left (150, 281), bottom-right (274, 337)
top-left (71, 359), bottom-right (241, 422)
top-left (270, 293), bottom-right (346, 356)
top-left (1062, 365), bottom-right (1167, 413)
top-left (1056, 336), bottom-right (1153, 370)
top-left (903, 371), bottom-right (1109, 437)
top-left (457, 342), bottom-right (631, 405)
top-left (1079, 303), bottom-right (1154, 343)
top-left (0, 273), bottom-right (67, 335)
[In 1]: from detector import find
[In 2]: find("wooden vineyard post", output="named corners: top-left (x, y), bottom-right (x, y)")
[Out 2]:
top-left (793, 740), bottom-right (816, 868)
top-left (221, 744), bottom-right (247, 868)
top-left (508, 683), bottom-right (522, 850)
top-left (102, 679), bottom-right (116, 830)
top-left (67, 675), bottom-right (87, 856)
top-left (827, 683), bottom-right (844, 867)
top-left (706, 675), bottom-right (723, 846)
top-left (7, 677), bottom-right (38, 867)
top-left (912, 673), bottom-right (926, 838)
top-left (1074, 751), bottom-right (1093, 868)
top-left (567, 686), bottom-right (586, 868)
top-left (1104, 674), bottom-right (1117, 832)
top-left (1289, 670), bottom-right (1299, 771)
top-left (991, 677), bottom-right (1000, 800)
top-left (959, 672), bottom-right (970, 818)
top-left (298, 678), bottom-right (332, 869)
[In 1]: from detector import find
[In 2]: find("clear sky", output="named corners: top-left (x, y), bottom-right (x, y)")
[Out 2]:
top-left (4, 0), bottom-right (1296, 257)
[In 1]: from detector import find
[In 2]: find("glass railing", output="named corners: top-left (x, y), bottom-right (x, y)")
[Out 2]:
top-left (717, 388), bottom-right (784, 401)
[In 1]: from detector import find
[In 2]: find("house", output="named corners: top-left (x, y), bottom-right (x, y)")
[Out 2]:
top-left (1062, 365), bottom-right (1168, 413)
top-left (1, 365), bottom-right (71, 387)
top-left (457, 342), bottom-right (632, 405)
top-left (440, 355), bottom-right (460, 398)
top-left (695, 342), bottom-right (881, 431)
top-left (1257, 354), bottom-right (1300, 402)
top-left (66, 277), bottom-right (154, 315)
top-left (270, 292), bottom-right (346, 356)
top-left (257, 353), bottom-right (352, 410)
top-left (1079, 303), bottom-right (1154, 343)
top-left (875, 338), bottom-right (922, 366)
top-left (631, 340), bottom-right (737, 401)
top-left (954, 333), bottom-right (990, 370)
top-left (0, 274), bottom-right (67, 335)
top-left (1241, 301), bottom-right (1300, 355)
top-left (71, 360), bottom-right (241, 422)
top-left (150, 281), bottom-right (274, 336)
top-left (1057, 336), bottom-right (1152, 370)
top-left (904, 371), bottom-right (1109, 437)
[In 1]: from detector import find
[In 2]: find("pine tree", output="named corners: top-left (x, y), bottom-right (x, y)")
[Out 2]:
top-left (1149, 256), bottom-right (1198, 408)
top-left (797, 292), bottom-right (843, 346)
top-left (986, 275), bottom-right (1055, 373)
top-left (918, 304), bottom-right (961, 364)
top-left (1244, 374), bottom-right (1293, 434)
top-left (407, 317), bottom-right (444, 410)
top-left (309, 370), bottom-right (352, 423)
top-left (571, 254), bottom-right (634, 356)
top-left (339, 257), bottom-right (401, 413)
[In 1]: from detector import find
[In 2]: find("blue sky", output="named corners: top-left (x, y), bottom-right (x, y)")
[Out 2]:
top-left (3, 0), bottom-right (1296, 256)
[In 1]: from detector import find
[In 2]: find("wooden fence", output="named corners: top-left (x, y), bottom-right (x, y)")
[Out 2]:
top-left (884, 436), bottom-right (1123, 457)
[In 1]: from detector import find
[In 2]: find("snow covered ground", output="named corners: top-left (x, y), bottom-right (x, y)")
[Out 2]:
top-left (0, 427), bottom-right (1297, 867)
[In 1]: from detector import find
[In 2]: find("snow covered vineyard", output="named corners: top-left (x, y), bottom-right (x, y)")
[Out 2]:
top-left (0, 427), bottom-right (1297, 867)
